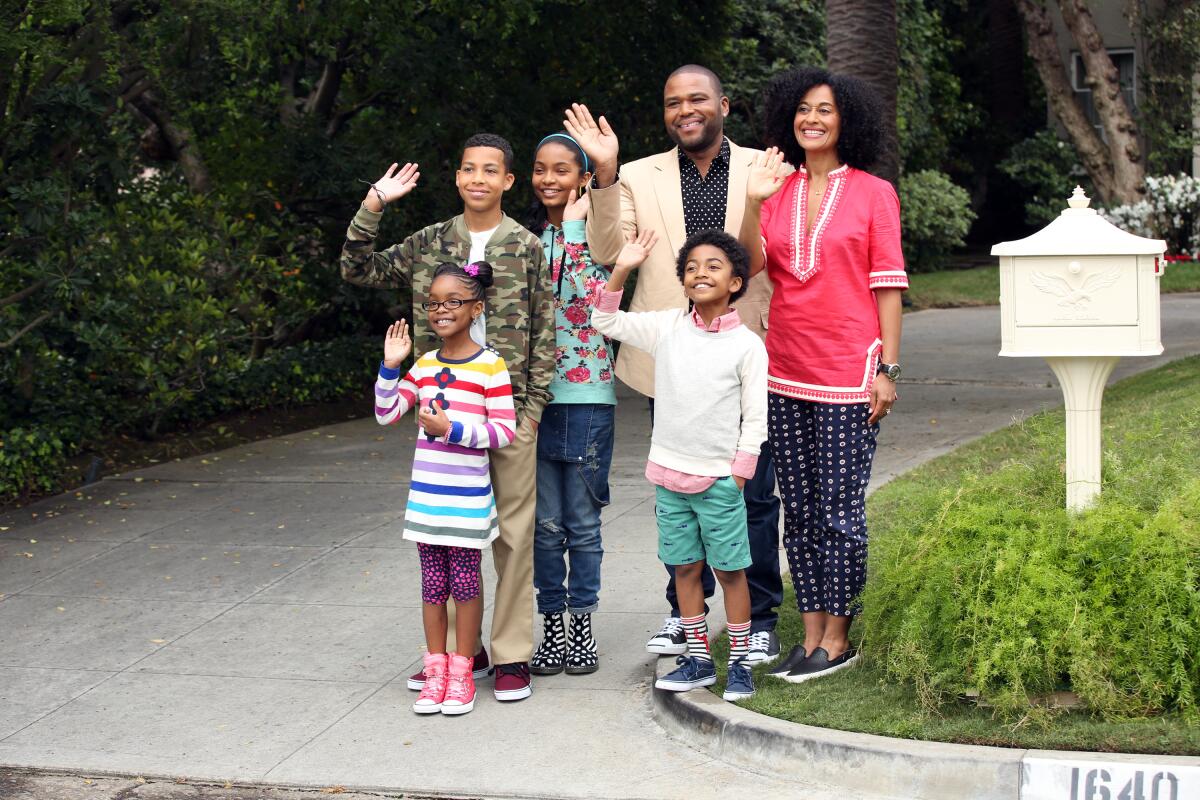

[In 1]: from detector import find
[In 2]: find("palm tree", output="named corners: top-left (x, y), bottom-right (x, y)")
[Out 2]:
top-left (825, 0), bottom-right (900, 186)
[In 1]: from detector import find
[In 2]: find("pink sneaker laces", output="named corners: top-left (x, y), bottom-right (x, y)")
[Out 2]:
top-left (416, 661), bottom-right (447, 704)
top-left (445, 664), bottom-right (475, 704)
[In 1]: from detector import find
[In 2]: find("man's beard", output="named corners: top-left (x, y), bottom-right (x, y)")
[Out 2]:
top-left (668, 118), bottom-right (723, 155)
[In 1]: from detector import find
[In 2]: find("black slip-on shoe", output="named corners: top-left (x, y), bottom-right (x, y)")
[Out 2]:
top-left (780, 647), bottom-right (859, 684)
top-left (766, 644), bottom-right (808, 678)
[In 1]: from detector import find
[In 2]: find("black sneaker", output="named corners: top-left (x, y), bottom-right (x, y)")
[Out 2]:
top-left (646, 617), bottom-right (687, 655)
top-left (780, 647), bottom-right (859, 684)
top-left (744, 630), bottom-right (781, 665)
top-left (766, 644), bottom-right (808, 678)
top-left (407, 646), bottom-right (490, 690)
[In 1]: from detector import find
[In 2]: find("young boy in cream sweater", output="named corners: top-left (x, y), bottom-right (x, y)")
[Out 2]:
top-left (592, 229), bottom-right (766, 702)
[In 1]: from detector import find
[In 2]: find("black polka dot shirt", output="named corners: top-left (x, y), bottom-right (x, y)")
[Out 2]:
top-left (679, 137), bottom-right (731, 236)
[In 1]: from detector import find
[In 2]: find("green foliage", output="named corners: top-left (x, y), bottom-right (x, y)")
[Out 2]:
top-left (721, 0), bottom-right (824, 147)
top-left (1140, 4), bottom-right (1200, 175)
top-left (0, 427), bottom-right (72, 500)
top-left (896, 0), bottom-right (981, 174)
top-left (860, 357), bottom-right (1200, 719)
top-left (998, 130), bottom-right (1093, 228)
top-left (899, 170), bottom-right (975, 272)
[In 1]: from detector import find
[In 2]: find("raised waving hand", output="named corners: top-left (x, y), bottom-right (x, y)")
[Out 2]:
top-left (563, 103), bottom-right (618, 186)
top-left (746, 147), bottom-right (787, 203)
top-left (615, 229), bottom-right (660, 271)
top-left (364, 162), bottom-right (421, 211)
top-left (382, 320), bottom-right (412, 369)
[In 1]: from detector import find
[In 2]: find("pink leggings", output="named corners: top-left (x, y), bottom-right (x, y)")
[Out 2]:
top-left (417, 542), bottom-right (482, 605)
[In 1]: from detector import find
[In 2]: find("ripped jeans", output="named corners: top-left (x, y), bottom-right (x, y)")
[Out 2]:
top-left (534, 403), bottom-right (614, 615)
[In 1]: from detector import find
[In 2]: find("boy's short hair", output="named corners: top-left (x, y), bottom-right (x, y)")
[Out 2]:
top-left (462, 133), bottom-right (514, 172)
top-left (675, 229), bottom-right (751, 303)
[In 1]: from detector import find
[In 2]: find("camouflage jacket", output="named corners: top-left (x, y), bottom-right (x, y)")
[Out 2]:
top-left (340, 205), bottom-right (555, 423)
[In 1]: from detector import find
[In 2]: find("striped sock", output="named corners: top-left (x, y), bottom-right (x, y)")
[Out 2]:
top-left (727, 620), bottom-right (751, 668)
top-left (681, 614), bottom-right (711, 662)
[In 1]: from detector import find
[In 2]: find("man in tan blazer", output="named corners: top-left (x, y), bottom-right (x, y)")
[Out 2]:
top-left (564, 65), bottom-right (787, 664)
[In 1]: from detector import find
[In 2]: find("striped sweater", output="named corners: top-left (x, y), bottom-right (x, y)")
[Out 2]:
top-left (375, 348), bottom-right (516, 549)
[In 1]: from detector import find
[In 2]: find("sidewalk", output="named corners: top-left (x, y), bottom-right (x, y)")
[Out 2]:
top-left (2, 296), bottom-right (1198, 800)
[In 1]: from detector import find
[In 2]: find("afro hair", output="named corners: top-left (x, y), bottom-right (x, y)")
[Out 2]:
top-left (675, 229), bottom-right (751, 304)
top-left (761, 67), bottom-right (885, 171)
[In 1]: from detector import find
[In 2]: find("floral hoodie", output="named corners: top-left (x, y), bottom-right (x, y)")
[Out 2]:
top-left (541, 219), bottom-right (616, 405)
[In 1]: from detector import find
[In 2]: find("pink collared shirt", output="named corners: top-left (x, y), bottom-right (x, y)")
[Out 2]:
top-left (640, 302), bottom-right (759, 494)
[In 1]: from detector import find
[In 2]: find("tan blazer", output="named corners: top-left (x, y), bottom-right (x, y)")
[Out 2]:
top-left (586, 140), bottom-right (783, 397)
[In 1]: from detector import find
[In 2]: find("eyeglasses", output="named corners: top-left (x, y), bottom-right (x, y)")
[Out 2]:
top-left (422, 299), bottom-right (468, 311)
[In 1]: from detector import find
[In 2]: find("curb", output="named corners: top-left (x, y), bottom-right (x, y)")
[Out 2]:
top-left (650, 656), bottom-right (1200, 800)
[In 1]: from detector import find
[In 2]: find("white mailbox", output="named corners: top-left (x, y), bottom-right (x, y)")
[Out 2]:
top-left (991, 187), bottom-right (1166, 512)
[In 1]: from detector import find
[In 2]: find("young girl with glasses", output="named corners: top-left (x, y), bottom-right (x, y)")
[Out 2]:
top-left (374, 261), bottom-right (516, 715)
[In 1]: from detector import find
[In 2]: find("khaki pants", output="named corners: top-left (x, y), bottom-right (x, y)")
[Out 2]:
top-left (448, 417), bottom-right (536, 663)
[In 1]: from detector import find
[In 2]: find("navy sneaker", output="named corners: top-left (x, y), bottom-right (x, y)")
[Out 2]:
top-left (654, 655), bottom-right (717, 692)
top-left (723, 658), bottom-right (755, 701)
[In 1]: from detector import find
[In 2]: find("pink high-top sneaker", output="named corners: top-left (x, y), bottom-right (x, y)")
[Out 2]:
top-left (441, 653), bottom-right (476, 715)
top-left (412, 652), bottom-right (448, 714)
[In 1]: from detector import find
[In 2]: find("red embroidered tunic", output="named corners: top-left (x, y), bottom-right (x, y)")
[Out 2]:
top-left (759, 165), bottom-right (908, 404)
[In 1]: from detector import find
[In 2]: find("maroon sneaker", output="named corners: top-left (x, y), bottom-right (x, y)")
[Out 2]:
top-left (408, 647), bottom-right (490, 690)
top-left (493, 662), bottom-right (532, 701)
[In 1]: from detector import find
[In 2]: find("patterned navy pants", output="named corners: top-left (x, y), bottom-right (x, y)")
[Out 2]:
top-left (768, 395), bottom-right (878, 616)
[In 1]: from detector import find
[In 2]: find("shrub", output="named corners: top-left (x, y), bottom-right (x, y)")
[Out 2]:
top-left (0, 334), bottom-right (376, 504)
top-left (899, 170), bottom-right (975, 272)
top-left (861, 357), bottom-right (1200, 720)
top-left (0, 427), bottom-right (73, 500)
top-left (998, 130), bottom-right (1091, 228)
top-left (1102, 174), bottom-right (1200, 257)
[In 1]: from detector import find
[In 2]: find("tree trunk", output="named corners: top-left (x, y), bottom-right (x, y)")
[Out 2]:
top-left (825, 0), bottom-right (900, 186)
top-left (1014, 0), bottom-right (1118, 203)
top-left (129, 89), bottom-right (211, 193)
top-left (1058, 0), bottom-right (1144, 203)
top-left (987, 0), bottom-right (1027, 131)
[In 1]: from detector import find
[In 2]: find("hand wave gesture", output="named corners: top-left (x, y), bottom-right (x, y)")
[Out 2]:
top-left (562, 191), bottom-right (591, 222)
top-left (382, 320), bottom-right (412, 368)
top-left (372, 162), bottom-right (421, 204)
top-left (615, 229), bottom-right (659, 271)
top-left (563, 103), bottom-right (619, 169)
top-left (747, 147), bottom-right (787, 202)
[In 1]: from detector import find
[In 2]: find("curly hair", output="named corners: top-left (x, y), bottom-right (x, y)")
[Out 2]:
top-left (432, 261), bottom-right (494, 299)
top-left (675, 229), bottom-right (750, 304)
top-left (761, 67), bottom-right (884, 171)
top-left (462, 132), bottom-right (514, 173)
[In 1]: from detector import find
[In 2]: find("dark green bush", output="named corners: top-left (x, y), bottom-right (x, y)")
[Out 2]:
top-left (861, 357), bottom-right (1200, 720)
top-left (899, 169), bottom-right (976, 272)
top-left (998, 130), bottom-right (1094, 228)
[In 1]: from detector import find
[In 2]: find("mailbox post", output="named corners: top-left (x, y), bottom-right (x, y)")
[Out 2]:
top-left (991, 187), bottom-right (1166, 512)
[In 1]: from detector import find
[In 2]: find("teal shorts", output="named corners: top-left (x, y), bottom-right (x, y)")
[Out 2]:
top-left (654, 477), bottom-right (751, 572)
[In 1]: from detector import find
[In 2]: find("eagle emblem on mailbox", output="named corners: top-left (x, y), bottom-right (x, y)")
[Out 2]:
top-left (1029, 266), bottom-right (1122, 320)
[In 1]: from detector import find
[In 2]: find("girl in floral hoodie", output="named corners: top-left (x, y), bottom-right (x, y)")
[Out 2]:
top-left (525, 132), bottom-right (616, 675)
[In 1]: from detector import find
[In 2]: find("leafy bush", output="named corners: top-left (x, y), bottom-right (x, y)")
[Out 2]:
top-left (1102, 174), bottom-right (1200, 257)
top-left (0, 427), bottom-right (73, 500)
top-left (998, 130), bottom-right (1092, 228)
top-left (899, 170), bottom-right (976, 272)
top-left (861, 357), bottom-right (1200, 720)
top-left (0, 334), bottom-right (376, 504)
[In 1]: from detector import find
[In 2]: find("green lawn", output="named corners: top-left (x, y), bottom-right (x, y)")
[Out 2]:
top-left (710, 356), bottom-right (1200, 755)
top-left (906, 259), bottom-right (1200, 311)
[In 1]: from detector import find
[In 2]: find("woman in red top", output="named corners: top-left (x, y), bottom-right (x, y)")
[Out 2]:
top-left (738, 67), bottom-right (907, 683)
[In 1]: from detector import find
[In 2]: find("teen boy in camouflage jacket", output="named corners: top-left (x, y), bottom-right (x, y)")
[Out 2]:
top-left (339, 134), bottom-right (554, 702)
top-left (341, 171), bottom-right (554, 426)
